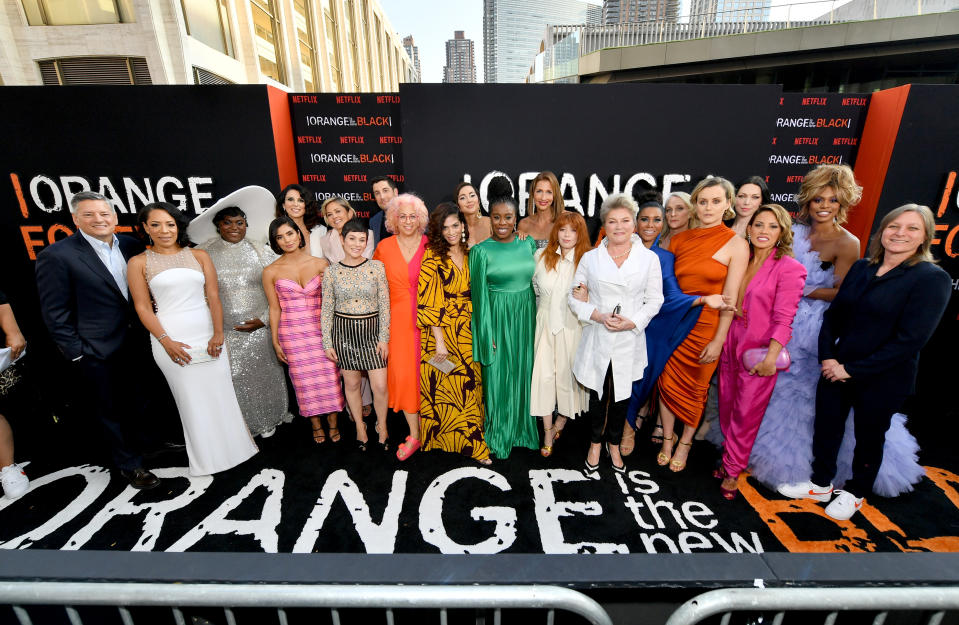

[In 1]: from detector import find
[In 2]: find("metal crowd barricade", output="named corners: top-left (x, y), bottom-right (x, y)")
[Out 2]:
top-left (0, 582), bottom-right (614, 625)
top-left (664, 587), bottom-right (959, 625)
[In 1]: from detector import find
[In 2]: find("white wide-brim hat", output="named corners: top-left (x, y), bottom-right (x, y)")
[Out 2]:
top-left (188, 185), bottom-right (276, 245)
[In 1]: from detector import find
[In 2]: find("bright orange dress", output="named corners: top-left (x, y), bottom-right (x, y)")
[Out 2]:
top-left (657, 225), bottom-right (736, 428)
top-left (374, 235), bottom-right (427, 414)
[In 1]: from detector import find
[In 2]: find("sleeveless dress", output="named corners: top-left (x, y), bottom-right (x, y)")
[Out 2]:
top-left (374, 236), bottom-right (427, 414)
top-left (742, 224), bottom-right (924, 495)
top-left (146, 248), bottom-right (258, 476)
top-left (657, 225), bottom-right (737, 428)
top-left (200, 237), bottom-right (292, 436)
top-left (470, 237), bottom-right (539, 458)
top-left (275, 274), bottom-right (344, 417)
top-left (625, 240), bottom-right (700, 426)
top-left (417, 248), bottom-right (490, 461)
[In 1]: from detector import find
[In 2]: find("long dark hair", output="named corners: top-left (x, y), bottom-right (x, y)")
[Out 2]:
top-left (426, 202), bottom-right (469, 262)
top-left (275, 184), bottom-right (323, 231)
top-left (138, 202), bottom-right (191, 247)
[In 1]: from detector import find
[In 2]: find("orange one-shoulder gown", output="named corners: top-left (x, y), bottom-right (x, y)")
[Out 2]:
top-left (656, 225), bottom-right (737, 428)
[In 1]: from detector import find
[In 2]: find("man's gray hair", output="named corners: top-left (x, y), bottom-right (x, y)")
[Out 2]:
top-left (599, 193), bottom-right (638, 223)
top-left (70, 191), bottom-right (113, 214)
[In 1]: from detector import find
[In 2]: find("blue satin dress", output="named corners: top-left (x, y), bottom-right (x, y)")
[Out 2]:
top-left (625, 239), bottom-right (701, 426)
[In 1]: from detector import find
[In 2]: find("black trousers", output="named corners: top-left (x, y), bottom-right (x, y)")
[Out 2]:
top-left (588, 365), bottom-right (629, 445)
top-left (76, 339), bottom-right (151, 471)
top-left (810, 374), bottom-right (907, 498)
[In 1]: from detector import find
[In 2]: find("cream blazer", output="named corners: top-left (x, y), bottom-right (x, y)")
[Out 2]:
top-left (569, 235), bottom-right (664, 401)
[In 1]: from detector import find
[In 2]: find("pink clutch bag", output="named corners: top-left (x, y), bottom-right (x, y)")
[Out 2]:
top-left (742, 347), bottom-right (791, 371)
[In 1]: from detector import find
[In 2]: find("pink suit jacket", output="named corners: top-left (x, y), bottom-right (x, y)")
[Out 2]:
top-left (732, 253), bottom-right (807, 362)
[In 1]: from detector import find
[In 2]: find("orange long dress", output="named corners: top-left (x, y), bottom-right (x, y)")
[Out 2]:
top-left (657, 225), bottom-right (736, 428)
top-left (374, 235), bottom-right (427, 414)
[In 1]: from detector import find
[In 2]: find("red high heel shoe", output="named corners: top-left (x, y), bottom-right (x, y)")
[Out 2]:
top-left (716, 466), bottom-right (739, 500)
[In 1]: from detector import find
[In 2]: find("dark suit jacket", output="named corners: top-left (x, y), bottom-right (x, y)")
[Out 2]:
top-left (35, 232), bottom-right (145, 361)
top-left (818, 258), bottom-right (951, 385)
top-left (370, 210), bottom-right (392, 248)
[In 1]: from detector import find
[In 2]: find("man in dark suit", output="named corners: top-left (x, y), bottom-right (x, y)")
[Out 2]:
top-left (35, 191), bottom-right (161, 489)
top-left (369, 176), bottom-right (398, 247)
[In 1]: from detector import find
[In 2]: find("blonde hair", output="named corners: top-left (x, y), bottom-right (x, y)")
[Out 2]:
top-left (748, 204), bottom-right (794, 260)
top-left (663, 191), bottom-right (697, 240)
top-left (867, 204), bottom-right (937, 267)
top-left (321, 197), bottom-right (356, 227)
top-left (526, 171), bottom-right (563, 220)
top-left (796, 164), bottom-right (862, 225)
top-left (690, 177), bottom-right (735, 221)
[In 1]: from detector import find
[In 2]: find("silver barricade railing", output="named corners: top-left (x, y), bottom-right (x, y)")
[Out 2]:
top-left (0, 582), bottom-right (614, 625)
top-left (665, 587), bottom-right (959, 625)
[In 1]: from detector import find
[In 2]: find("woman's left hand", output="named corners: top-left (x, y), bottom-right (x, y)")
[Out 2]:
top-left (376, 341), bottom-right (389, 361)
top-left (603, 314), bottom-right (636, 332)
top-left (572, 283), bottom-right (588, 302)
top-left (749, 357), bottom-right (777, 377)
top-left (698, 339), bottom-right (723, 364)
top-left (207, 333), bottom-right (225, 358)
top-left (823, 362), bottom-right (850, 382)
top-left (516, 231), bottom-right (530, 240)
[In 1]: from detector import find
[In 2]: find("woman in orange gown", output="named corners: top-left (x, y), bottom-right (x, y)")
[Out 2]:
top-left (373, 193), bottom-right (429, 459)
top-left (656, 177), bottom-right (748, 472)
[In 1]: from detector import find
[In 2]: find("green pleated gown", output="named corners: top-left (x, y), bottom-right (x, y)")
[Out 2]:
top-left (469, 236), bottom-right (539, 459)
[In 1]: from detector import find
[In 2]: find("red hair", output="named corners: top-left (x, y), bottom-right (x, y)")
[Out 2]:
top-left (542, 211), bottom-right (590, 272)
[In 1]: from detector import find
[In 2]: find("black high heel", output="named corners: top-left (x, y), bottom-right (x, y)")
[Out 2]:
top-left (606, 442), bottom-right (626, 474)
top-left (582, 460), bottom-right (600, 480)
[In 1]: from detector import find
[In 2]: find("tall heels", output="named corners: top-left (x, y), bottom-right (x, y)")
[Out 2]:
top-left (715, 466), bottom-right (739, 500)
top-left (657, 434), bottom-right (677, 467)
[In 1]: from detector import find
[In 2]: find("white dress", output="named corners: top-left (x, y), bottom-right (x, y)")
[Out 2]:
top-left (530, 247), bottom-right (588, 418)
top-left (146, 249), bottom-right (258, 476)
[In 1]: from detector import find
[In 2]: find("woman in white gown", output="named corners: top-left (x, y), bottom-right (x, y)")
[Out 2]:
top-left (129, 202), bottom-right (258, 476)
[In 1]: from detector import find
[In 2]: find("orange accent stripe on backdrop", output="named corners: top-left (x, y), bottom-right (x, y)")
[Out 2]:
top-left (267, 85), bottom-right (298, 189)
top-left (848, 84), bottom-right (911, 252)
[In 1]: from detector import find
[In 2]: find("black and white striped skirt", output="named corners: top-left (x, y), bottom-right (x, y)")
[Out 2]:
top-left (331, 311), bottom-right (387, 371)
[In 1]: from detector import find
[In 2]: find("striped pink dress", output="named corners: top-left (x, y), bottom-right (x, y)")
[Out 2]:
top-left (275, 275), bottom-right (344, 416)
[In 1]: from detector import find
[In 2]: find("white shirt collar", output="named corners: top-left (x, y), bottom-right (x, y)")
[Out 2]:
top-left (79, 229), bottom-right (119, 250)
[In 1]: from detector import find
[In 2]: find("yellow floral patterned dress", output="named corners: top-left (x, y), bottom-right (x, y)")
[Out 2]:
top-left (416, 248), bottom-right (490, 461)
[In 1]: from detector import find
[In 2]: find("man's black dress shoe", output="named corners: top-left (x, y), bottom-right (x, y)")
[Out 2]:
top-left (120, 467), bottom-right (160, 490)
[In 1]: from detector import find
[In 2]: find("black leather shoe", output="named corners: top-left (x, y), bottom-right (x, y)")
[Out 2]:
top-left (120, 467), bottom-right (160, 490)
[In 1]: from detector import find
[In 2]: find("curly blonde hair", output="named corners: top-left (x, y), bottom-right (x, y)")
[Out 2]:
top-left (384, 193), bottom-right (429, 234)
top-left (796, 164), bottom-right (862, 225)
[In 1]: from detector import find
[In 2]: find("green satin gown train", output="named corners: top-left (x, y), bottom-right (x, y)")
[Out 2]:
top-left (470, 236), bottom-right (539, 459)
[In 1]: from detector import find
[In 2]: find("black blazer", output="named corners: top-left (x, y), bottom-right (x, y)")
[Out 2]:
top-left (818, 258), bottom-right (951, 384)
top-left (35, 232), bottom-right (145, 361)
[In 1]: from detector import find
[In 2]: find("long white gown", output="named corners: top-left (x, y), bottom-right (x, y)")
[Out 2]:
top-left (146, 248), bottom-right (258, 476)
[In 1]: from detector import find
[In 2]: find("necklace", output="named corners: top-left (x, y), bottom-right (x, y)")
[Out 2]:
top-left (608, 247), bottom-right (630, 260)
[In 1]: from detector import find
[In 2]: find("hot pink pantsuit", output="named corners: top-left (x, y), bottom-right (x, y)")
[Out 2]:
top-left (718, 253), bottom-right (806, 478)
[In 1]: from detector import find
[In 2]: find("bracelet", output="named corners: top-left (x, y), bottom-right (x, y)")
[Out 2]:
top-left (157, 333), bottom-right (168, 341)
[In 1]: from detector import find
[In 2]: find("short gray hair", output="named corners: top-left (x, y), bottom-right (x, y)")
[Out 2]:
top-left (70, 191), bottom-right (113, 214)
top-left (599, 193), bottom-right (638, 223)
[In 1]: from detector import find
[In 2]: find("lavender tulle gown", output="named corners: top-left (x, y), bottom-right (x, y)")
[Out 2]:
top-left (718, 224), bottom-right (925, 497)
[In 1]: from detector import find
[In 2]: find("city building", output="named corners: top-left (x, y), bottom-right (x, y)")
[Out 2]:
top-left (816, 0), bottom-right (956, 20)
top-left (0, 0), bottom-right (415, 91)
top-left (689, 0), bottom-right (771, 24)
top-left (525, 11), bottom-right (959, 91)
top-left (402, 35), bottom-right (421, 83)
top-left (483, 0), bottom-right (598, 83)
top-left (602, 0), bottom-right (679, 24)
top-left (443, 30), bottom-right (476, 83)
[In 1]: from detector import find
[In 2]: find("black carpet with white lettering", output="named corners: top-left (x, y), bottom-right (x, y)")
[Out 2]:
top-left (3, 406), bottom-right (958, 554)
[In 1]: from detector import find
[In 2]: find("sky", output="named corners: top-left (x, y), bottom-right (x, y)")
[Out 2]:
top-left (377, 0), bottom-right (849, 84)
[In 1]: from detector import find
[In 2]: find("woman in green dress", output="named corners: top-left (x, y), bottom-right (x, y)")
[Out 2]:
top-left (470, 194), bottom-right (539, 459)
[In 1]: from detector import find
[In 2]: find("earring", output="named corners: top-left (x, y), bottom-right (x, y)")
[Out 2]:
top-left (745, 234), bottom-right (750, 242)
top-left (461, 230), bottom-right (466, 243)
top-left (776, 240), bottom-right (781, 247)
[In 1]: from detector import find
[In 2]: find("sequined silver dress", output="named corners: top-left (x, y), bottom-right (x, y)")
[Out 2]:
top-left (200, 237), bottom-right (293, 436)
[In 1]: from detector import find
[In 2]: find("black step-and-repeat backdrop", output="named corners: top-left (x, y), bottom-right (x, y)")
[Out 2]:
top-left (767, 93), bottom-right (869, 213)
top-left (0, 85), bottom-right (283, 442)
top-left (289, 93), bottom-right (403, 220)
top-left (397, 83), bottom-right (782, 237)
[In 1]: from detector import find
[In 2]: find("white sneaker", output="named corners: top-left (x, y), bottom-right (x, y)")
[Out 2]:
top-left (777, 480), bottom-right (834, 502)
top-left (1, 462), bottom-right (30, 500)
top-left (824, 490), bottom-right (864, 521)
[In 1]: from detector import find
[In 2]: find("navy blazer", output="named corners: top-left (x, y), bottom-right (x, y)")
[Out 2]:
top-left (818, 258), bottom-right (951, 384)
top-left (35, 232), bottom-right (145, 361)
